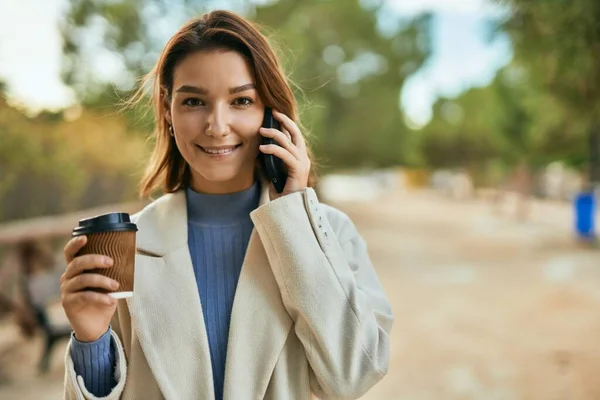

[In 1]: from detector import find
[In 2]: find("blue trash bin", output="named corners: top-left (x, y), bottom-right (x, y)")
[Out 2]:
top-left (574, 191), bottom-right (596, 239)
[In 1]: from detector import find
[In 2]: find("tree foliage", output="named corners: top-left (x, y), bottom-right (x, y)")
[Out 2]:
top-left (420, 0), bottom-right (600, 185)
top-left (0, 0), bottom-right (433, 221)
top-left (60, 0), bottom-right (432, 169)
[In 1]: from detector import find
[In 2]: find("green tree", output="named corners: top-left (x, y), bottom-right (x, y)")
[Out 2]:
top-left (60, 0), bottom-right (432, 170)
top-left (493, 0), bottom-right (600, 186)
top-left (418, 63), bottom-right (559, 185)
top-left (419, 66), bottom-right (529, 171)
top-left (0, 94), bottom-right (148, 222)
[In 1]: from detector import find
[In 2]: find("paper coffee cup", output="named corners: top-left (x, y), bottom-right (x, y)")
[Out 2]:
top-left (72, 212), bottom-right (138, 298)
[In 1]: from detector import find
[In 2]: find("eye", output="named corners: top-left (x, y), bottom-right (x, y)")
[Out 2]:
top-left (233, 97), bottom-right (253, 107)
top-left (183, 98), bottom-right (204, 107)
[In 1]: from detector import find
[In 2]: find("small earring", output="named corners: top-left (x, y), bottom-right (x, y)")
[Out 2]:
top-left (169, 125), bottom-right (174, 137)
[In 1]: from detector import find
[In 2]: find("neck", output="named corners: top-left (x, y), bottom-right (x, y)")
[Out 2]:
top-left (190, 172), bottom-right (255, 195)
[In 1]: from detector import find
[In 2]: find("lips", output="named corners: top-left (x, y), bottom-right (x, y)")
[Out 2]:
top-left (197, 144), bottom-right (242, 155)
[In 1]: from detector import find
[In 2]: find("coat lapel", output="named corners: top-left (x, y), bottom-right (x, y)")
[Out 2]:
top-left (128, 191), bottom-right (215, 400)
top-left (222, 229), bottom-right (294, 399)
top-left (129, 183), bottom-right (294, 400)
top-left (223, 182), bottom-right (294, 399)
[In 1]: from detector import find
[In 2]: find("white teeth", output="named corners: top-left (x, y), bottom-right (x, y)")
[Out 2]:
top-left (201, 146), bottom-right (237, 154)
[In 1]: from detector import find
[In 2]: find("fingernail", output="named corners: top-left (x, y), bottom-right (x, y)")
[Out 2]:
top-left (104, 257), bottom-right (113, 266)
top-left (111, 280), bottom-right (119, 289)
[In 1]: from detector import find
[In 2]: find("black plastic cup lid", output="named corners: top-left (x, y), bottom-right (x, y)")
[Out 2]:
top-left (72, 212), bottom-right (138, 236)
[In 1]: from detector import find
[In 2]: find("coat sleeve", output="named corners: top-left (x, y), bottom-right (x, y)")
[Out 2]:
top-left (250, 188), bottom-right (393, 399)
top-left (63, 309), bottom-right (128, 399)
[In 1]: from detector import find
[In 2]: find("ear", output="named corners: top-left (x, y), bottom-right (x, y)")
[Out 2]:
top-left (162, 87), bottom-right (173, 125)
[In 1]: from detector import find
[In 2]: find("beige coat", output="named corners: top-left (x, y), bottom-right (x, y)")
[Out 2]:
top-left (63, 185), bottom-right (393, 400)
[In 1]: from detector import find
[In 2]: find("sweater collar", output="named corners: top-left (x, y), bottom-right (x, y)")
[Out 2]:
top-left (185, 180), bottom-right (260, 225)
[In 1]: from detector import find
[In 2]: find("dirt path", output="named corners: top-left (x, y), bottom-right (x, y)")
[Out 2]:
top-left (0, 190), bottom-right (599, 399)
top-left (348, 191), bottom-right (600, 400)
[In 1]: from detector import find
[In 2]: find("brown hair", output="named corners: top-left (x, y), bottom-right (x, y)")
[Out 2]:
top-left (134, 10), bottom-right (317, 197)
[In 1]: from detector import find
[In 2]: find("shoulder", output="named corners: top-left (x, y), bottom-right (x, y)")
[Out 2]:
top-left (131, 192), bottom-right (180, 224)
top-left (320, 202), bottom-right (350, 227)
top-left (319, 202), bottom-right (359, 244)
top-left (300, 187), bottom-right (360, 243)
top-left (130, 191), bottom-right (187, 254)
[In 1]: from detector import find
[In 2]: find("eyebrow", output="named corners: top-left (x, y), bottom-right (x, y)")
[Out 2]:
top-left (175, 83), bottom-right (256, 95)
top-left (230, 83), bottom-right (256, 94)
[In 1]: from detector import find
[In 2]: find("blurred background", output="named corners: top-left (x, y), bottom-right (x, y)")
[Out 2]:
top-left (0, 0), bottom-right (599, 398)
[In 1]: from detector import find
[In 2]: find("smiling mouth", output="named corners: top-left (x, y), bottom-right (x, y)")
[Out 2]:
top-left (197, 144), bottom-right (242, 155)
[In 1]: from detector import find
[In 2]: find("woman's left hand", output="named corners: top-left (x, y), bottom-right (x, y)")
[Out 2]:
top-left (259, 110), bottom-right (311, 200)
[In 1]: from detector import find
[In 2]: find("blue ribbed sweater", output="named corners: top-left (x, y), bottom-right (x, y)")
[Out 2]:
top-left (70, 181), bottom-right (260, 399)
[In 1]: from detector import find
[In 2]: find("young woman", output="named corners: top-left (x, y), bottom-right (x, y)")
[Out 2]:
top-left (61, 10), bottom-right (392, 400)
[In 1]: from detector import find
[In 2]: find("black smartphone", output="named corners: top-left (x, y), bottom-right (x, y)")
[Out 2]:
top-left (261, 107), bottom-right (288, 193)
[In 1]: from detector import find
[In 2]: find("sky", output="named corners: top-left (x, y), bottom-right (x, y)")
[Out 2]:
top-left (391, 0), bottom-right (512, 127)
top-left (0, 0), bottom-right (511, 127)
top-left (0, 0), bottom-right (72, 109)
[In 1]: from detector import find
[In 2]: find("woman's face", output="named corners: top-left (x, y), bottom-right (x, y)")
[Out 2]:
top-left (166, 50), bottom-right (264, 194)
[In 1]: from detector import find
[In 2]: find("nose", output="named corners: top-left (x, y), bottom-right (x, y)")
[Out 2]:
top-left (205, 105), bottom-right (229, 138)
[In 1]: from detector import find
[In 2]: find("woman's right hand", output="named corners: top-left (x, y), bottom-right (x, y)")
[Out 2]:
top-left (61, 235), bottom-right (119, 342)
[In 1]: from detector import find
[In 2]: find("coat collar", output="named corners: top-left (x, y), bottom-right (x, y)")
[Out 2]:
top-left (135, 180), bottom-right (271, 256)
top-left (129, 180), bottom-right (292, 400)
